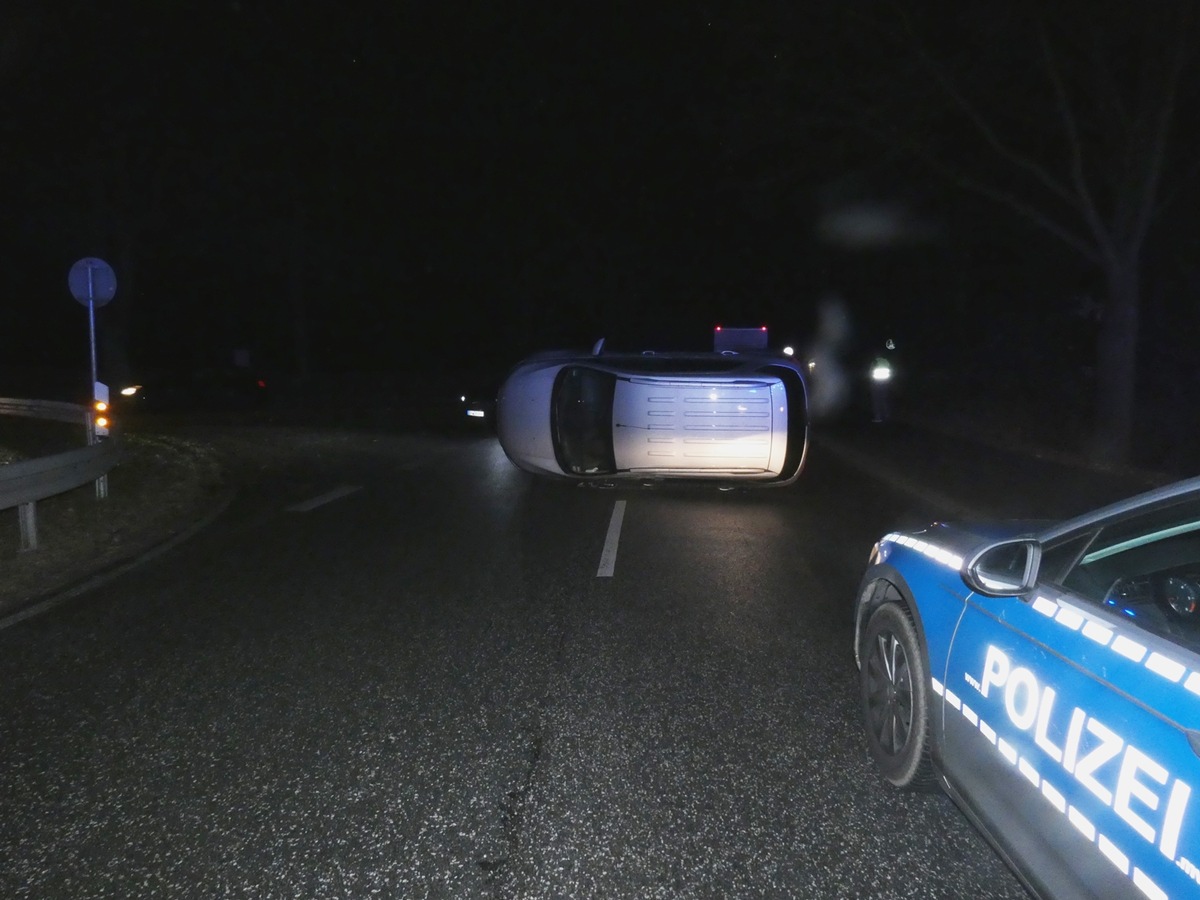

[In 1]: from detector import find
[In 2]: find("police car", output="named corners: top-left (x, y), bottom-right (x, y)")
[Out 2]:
top-left (495, 341), bottom-right (808, 485)
top-left (854, 476), bottom-right (1200, 900)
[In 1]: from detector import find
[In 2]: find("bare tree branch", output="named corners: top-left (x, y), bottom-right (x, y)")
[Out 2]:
top-left (1036, 19), bottom-right (1117, 264)
top-left (893, 7), bottom-right (1082, 214)
top-left (854, 111), bottom-right (1104, 265)
top-left (1126, 8), bottom-right (1192, 256)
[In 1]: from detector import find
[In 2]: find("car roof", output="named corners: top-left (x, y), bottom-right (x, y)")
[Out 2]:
top-left (1038, 474), bottom-right (1200, 543)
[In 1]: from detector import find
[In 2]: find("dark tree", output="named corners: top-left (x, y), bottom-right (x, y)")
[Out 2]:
top-left (825, 2), bottom-right (1199, 463)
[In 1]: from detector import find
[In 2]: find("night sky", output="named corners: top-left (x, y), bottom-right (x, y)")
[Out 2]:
top-left (2, 2), bottom-right (1197, 409)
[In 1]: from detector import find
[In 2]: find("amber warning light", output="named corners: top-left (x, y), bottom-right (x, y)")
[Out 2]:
top-left (93, 382), bottom-right (110, 438)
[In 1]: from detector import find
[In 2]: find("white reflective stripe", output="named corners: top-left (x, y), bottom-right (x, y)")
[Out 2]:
top-left (1187, 672), bottom-right (1200, 697)
top-left (1112, 634), bottom-right (1148, 663)
top-left (930, 677), bottom-right (945, 696)
top-left (1145, 652), bottom-right (1186, 683)
top-left (888, 533), bottom-right (1190, 721)
top-left (951, 678), bottom-right (1152, 898)
top-left (944, 688), bottom-right (961, 710)
top-left (1098, 834), bottom-right (1130, 874)
top-left (1069, 807), bottom-right (1097, 841)
top-left (1082, 620), bottom-right (1114, 646)
top-left (1041, 780), bottom-right (1067, 812)
top-left (961, 703), bottom-right (978, 726)
top-left (1132, 868), bottom-right (1168, 900)
top-left (1055, 606), bottom-right (1085, 630)
top-left (934, 547), bottom-right (964, 568)
top-left (887, 533), bottom-right (1200, 705)
top-left (885, 534), bottom-right (961, 569)
top-left (998, 738), bottom-right (1018, 765)
top-left (1032, 596), bottom-right (1058, 617)
top-left (1022, 597), bottom-right (1197, 703)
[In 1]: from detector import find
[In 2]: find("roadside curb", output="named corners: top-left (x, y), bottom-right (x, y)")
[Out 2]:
top-left (813, 415), bottom-right (1175, 524)
top-left (893, 413), bottom-right (1172, 488)
top-left (813, 431), bottom-right (986, 520)
top-left (0, 486), bottom-right (236, 630)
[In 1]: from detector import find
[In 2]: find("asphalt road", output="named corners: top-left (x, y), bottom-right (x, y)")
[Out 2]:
top-left (0, 418), bottom-right (1163, 899)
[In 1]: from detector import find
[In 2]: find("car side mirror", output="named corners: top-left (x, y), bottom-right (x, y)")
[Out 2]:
top-left (962, 538), bottom-right (1041, 597)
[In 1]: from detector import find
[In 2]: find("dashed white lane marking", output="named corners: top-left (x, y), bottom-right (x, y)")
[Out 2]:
top-left (596, 500), bottom-right (627, 577)
top-left (286, 484), bottom-right (363, 513)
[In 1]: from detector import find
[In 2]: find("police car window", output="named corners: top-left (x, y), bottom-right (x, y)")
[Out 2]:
top-left (1039, 533), bottom-right (1094, 586)
top-left (1059, 496), bottom-right (1200, 655)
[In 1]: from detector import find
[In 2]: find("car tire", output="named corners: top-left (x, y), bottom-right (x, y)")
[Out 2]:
top-left (860, 602), bottom-right (936, 791)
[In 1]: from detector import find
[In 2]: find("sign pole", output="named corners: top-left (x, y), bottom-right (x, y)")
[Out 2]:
top-left (68, 257), bottom-right (117, 499)
top-left (87, 265), bottom-right (98, 390)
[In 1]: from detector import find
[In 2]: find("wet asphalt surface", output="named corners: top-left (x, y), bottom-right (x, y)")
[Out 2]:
top-left (0, 416), bottom-right (1168, 899)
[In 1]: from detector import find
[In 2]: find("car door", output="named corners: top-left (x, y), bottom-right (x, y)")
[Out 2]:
top-left (939, 532), bottom-right (1200, 899)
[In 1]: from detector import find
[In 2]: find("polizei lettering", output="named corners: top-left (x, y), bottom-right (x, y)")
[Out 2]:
top-left (975, 644), bottom-right (1192, 863)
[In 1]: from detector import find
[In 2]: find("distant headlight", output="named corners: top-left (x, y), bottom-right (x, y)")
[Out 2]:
top-left (871, 366), bottom-right (892, 382)
top-left (120, 385), bottom-right (142, 396)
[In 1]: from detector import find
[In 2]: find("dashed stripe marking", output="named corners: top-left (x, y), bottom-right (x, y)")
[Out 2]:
top-left (286, 484), bottom-right (363, 512)
top-left (596, 500), bottom-right (626, 577)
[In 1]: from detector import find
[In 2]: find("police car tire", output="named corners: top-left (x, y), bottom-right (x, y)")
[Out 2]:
top-left (860, 602), bottom-right (936, 791)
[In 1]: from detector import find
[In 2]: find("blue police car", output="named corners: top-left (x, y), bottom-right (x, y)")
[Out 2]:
top-left (854, 476), bottom-right (1200, 900)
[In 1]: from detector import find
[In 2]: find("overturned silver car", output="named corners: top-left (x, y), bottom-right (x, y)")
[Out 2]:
top-left (496, 345), bottom-right (808, 485)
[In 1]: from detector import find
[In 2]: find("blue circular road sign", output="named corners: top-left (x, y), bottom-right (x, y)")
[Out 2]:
top-left (68, 257), bottom-right (117, 307)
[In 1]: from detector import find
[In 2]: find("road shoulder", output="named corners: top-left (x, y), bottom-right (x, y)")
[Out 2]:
top-left (0, 433), bottom-right (231, 626)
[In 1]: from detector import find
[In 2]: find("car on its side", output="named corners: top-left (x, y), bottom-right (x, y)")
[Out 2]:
top-left (854, 475), bottom-right (1200, 900)
top-left (495, 345), bottom-right (808, 485)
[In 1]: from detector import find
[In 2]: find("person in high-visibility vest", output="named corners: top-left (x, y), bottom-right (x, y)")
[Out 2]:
top-left (870, 349), bottom-right (893, 423)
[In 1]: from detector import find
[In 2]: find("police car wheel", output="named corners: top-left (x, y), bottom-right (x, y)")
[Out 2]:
top-left (860, 602), bottom-right (936, 791)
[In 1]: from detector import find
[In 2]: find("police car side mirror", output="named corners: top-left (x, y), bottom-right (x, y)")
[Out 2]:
top-left (962, 539), bottom-right (1041, 597)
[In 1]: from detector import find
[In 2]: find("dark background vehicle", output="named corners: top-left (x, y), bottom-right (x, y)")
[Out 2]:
top-left (122, 368), bottom-right (270, 414)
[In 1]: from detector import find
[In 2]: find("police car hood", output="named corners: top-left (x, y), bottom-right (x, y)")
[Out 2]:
top-left (903, 519), bottom-right (1051, 556)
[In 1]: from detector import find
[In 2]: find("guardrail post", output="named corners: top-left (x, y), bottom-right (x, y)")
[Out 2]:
top-left (18, 501), bottom-right (38, 552)
top-left (85, 409), bottom-right (109, 499)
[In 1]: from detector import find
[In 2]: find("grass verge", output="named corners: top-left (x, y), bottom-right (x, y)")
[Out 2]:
top-left (0, 432), bottom-right (228, 618)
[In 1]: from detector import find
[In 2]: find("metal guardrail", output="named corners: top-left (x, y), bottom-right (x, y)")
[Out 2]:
top-left (0, 398), bottom-right (122, 551)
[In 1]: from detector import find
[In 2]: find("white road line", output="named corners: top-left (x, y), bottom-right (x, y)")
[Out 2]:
top-left (286, 484), bottom-right (363, 513)
top-left (596, 500), bottom-right (627, 577)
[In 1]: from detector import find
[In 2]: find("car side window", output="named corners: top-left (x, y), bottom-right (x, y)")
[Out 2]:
top-left (1039, 534), bottom-right (1094, 589)
top-left (1052, 498), bottom-right (1200, 655)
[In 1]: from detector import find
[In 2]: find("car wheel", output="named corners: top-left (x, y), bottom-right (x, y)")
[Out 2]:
top-left (860, 602), bottom-right (935, 790)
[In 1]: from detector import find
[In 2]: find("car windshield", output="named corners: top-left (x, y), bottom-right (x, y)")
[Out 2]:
top-left (1057, 494), bottom-right (1200, 653)
top-left (551, 366), bottom-right (616, 475)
